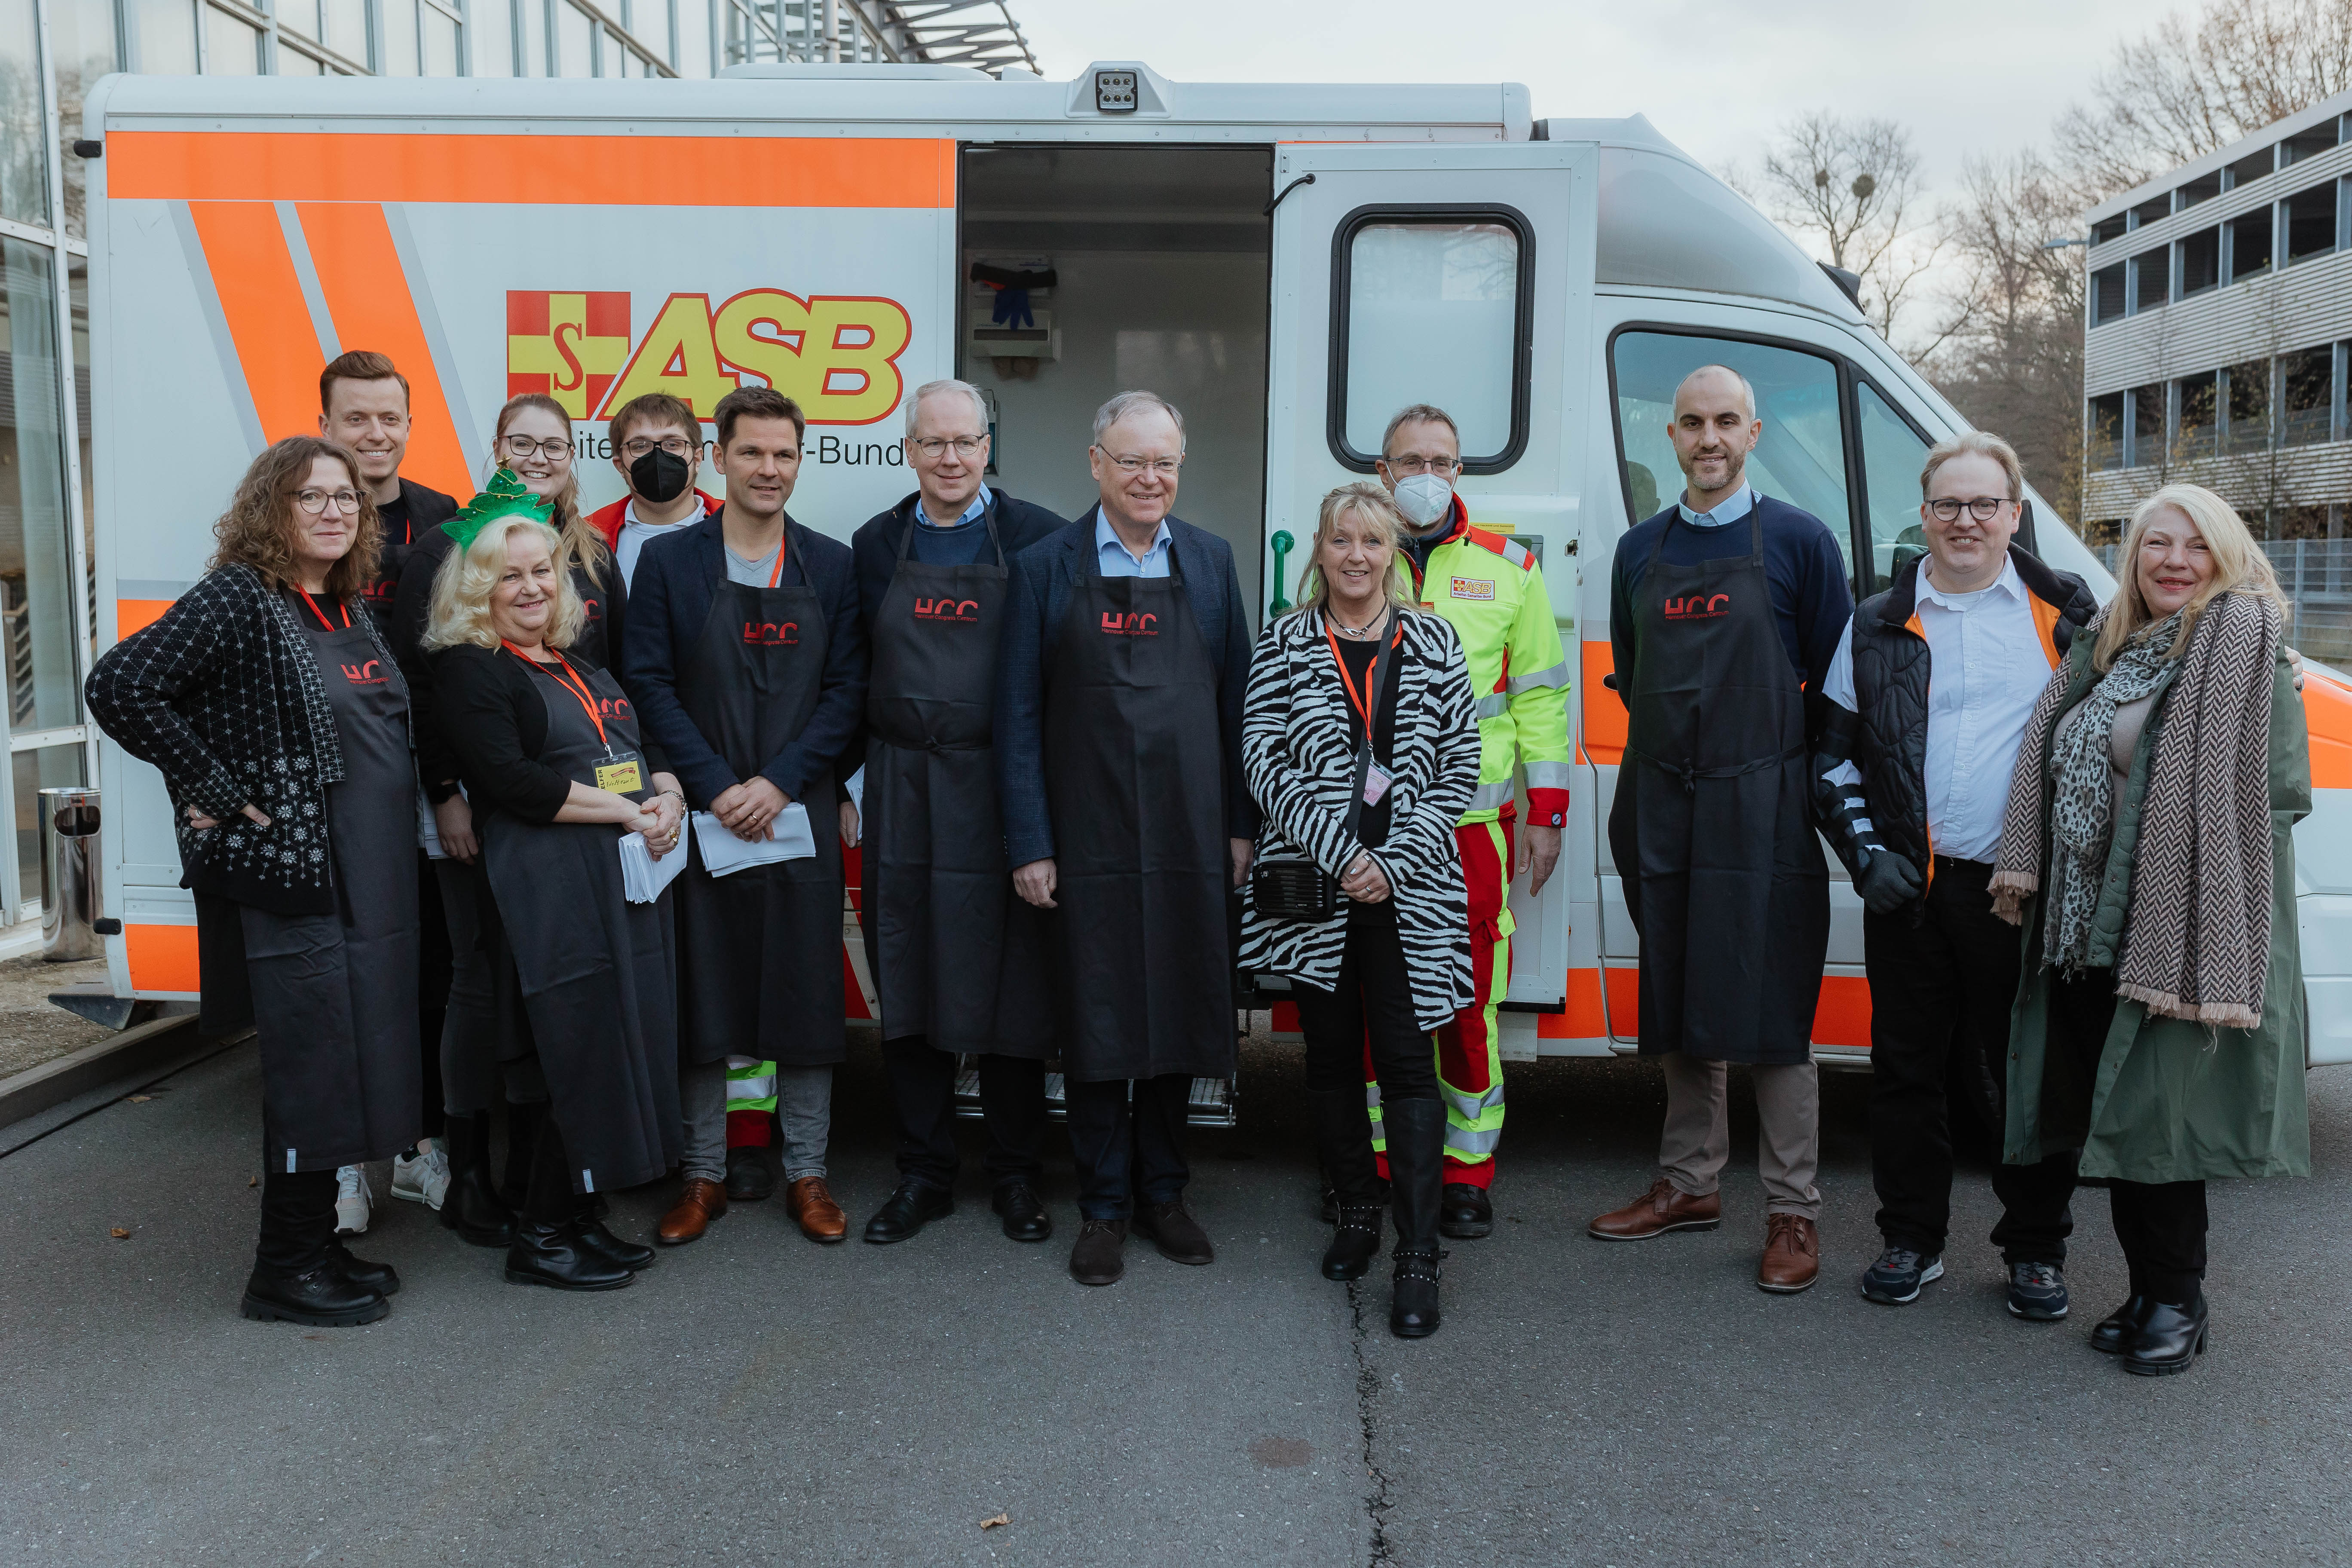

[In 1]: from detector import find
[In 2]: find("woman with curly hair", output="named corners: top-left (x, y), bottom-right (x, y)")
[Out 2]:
top-left (86, 435), bottom-right (422, 1329)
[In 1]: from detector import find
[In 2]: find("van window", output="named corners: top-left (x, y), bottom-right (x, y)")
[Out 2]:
top-left (1335, 214), bottom-right (1527, 470)
top-left (1608, 330), bottom-right (1852, 576)
top-left (1856, 383), bottom-right (1933, 594)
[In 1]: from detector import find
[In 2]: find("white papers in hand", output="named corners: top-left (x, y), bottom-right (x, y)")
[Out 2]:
top-left (618, 826), bottom-right (690, 904)
top-left (691, 803), bottom-right (815, 876)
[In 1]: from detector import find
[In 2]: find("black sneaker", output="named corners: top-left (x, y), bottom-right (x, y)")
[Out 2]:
top-left (1860, 1246), bottom-right (1943, 1305)
top-left (2007, 1260), bottom-right (2070, 1321)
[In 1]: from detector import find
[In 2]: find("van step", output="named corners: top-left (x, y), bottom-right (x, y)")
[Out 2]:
top-left (952, 1066), bottom-right (1237, 1128)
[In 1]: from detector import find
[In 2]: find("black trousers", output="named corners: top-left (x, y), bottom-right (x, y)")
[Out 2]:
top-left (255, 1161), bottom-right (337, 1274)
top-left (1065, 1075), bottom-right (1191, 1221)
top-left (2046, 965), bottom-right (2209, 1305)
top-left (414, 850), bottom-right (450, 1138)
top-left (883, 1038), bottom-right (1046, 1192)
top-left (1295, 901), bottom-right (1438, 1101)
top-left (1865, 857), bottom-right (2078, 1262)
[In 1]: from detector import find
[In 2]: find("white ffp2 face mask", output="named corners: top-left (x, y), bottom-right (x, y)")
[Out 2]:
top-left (1392, 472), bottom-right (1454, 528)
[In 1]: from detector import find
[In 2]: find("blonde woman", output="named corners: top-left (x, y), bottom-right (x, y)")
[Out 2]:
top-left (1240, 481), bottom-right (1480, 1337)
top-left (1991, 483), bottom-right (2309, 1376)
top-left (425, 489), bottom-right (685, 1292)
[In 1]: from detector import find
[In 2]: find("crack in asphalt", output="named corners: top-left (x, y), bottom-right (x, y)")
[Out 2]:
top-left (1345, 1278), bottom-right (1397, 1566)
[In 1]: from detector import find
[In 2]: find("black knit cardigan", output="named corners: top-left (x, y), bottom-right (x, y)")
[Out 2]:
top-left (86, 563), bottom-right (408, 915)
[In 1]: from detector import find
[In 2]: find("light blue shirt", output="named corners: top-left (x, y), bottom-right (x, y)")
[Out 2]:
top-left (916, 483), bottom-right (991, 531)
top-left (1676, 485), bottom-right (1757, 529)
top-left (1093, 508), bottom-right (1173, 578)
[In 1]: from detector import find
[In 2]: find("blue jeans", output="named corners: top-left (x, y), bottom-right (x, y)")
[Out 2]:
top-left (1065, 1074), bottom-right (1191, 1220)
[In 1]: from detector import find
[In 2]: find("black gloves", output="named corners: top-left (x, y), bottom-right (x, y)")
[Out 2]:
top-left (1856, 849), bottom-right (1924, 916)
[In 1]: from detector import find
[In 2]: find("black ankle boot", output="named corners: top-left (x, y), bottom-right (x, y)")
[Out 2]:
top-left (573, 1197), bottom-right (655, 1272)
top-left (2091, 1293), bottom-right (2153, 1354)
top-left (1382, 1097), bottom-right (1446, 1338)
top-left (2123, 1295), bottom-right (2209, 1376)
top-left (439, 1112), bottom-right (515, 1247)
top-left (327, 1238), bottom-right (401, 1295)
top-left (497, 1100), bottom-right (545, 1212)
top-left (1308, 1089), bottom-right (1384, 1281)
top-left (505, 1221), bottom-right (634, 1290)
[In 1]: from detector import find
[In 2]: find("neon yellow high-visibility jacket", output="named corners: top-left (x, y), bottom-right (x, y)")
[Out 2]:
top-left (1405, 496), bottom-right (1572, 829)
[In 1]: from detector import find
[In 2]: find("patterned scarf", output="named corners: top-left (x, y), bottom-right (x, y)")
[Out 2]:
top-left (1991, 588), bottom-right (2282, 1028)
top-left (2040, 610), bottom-right (2181, 971)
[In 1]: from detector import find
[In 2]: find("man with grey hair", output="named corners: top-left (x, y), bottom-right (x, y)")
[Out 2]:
top-left (848, 377), bottom-right (1069, 1246)
top-left (996, 388), bottom-right (1259, 1286)
top-left (1589, 362), bottom-right (1853, 1295)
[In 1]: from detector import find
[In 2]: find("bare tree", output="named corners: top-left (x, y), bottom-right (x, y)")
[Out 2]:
top-left (2054, 0), bottom-right (2352, 198)
top-left (1740, 112), bottom-right (1944, 350)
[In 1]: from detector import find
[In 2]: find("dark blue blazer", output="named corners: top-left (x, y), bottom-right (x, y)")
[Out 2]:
top-left (622, 509), bottom-right (868, 809)
top-left (994, 508), bottom-right (1259, 869)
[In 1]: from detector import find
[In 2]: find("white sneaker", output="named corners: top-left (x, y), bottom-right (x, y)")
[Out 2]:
top-left (334, 1165), bottom-right (373, 1235)
top-left (391, 1139), bottom-right (450, 1211)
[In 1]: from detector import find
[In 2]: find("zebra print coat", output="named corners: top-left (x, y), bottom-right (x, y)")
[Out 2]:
top-left (1240, 605), bottom-right (1482, 1031)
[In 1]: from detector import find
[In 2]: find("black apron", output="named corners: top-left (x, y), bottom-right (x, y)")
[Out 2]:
top-left (245, 595), bottom-right (420, 1172)
top-left (671, 528), bottom-right (845, 1067)
top-left (863, 501), bottom-right (1054, 1056)
top-left (1606, 508), bottom-right (1828, 1066)
top-left (1042, 520), bottom-right (1233, 1082)
top-left (479, 650), bottom-right (680, 1193)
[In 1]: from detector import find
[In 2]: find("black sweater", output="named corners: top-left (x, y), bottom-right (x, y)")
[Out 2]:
top-left (430, 642), bottom-right (665, 825)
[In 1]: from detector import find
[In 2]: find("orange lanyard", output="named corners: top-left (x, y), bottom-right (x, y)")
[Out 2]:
top-left (1326, 619), bottom-right (1400, 747)
top-left (295, 587), bottom-right (349, 631)
top-left (502, 640), bottom-right (610, 754)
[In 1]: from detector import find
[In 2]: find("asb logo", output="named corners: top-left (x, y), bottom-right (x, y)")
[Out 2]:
top-left (338, 659), bottom-right (387, 686)
top-left (1100, 611), bottom-right (1159, 636)
top-left (1663, 593), bottom-right (1731, 621)
top-left (914, 597), bottom-right (980, 623)
top-left (744, 621), bottom-right (800, 646)
top-left (1450, 576), bottom-right (1495, 601)
top-left (505, 289), bottom-right (915, 427)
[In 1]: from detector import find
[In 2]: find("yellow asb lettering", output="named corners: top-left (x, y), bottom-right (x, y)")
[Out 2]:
top-left (711, 291), bottom-right (912, 426)
top-left (598, 294), bottom-right (738, 416)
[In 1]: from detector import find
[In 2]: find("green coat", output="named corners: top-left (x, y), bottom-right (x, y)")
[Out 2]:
top-left (2003, 638), bottom-right (2311, 1183)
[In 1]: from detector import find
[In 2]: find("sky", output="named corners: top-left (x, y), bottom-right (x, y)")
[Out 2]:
top-left (1013, 0), bottom-right (2164, 211)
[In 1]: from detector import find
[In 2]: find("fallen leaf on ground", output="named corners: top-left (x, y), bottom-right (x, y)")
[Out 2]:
top-left (248, 1176), bottom-right (258, 1187)
top-left (127, 1095), bottom-right (152, 1103)
top-left (979, 1513), bottom-right (1010, 1531)
top-left (107, 1228), bottom-right (129, 1239)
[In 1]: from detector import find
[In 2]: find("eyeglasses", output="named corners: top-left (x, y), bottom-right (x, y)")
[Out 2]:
top-left (621, 436), bottom-right (697, 459)
top-left (502, 435), bottom-right (575, 460)
top-left (1384, 454), bottom-right (1463, 476)
top-left (1926, 496), bottom-right (2015, 523)
top-left (294, 488), bottom-right (362, 515)
top-left (911, 435), bottom-right (987, 458)
top-left (1099, 450), bottom-right (1181, 478)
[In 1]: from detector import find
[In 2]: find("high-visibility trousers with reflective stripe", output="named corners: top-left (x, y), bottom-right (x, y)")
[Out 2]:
top-left (1371, 816), bottom-right (1510, 1185)
top-left (725, 1055), bottom-right (777, 1149)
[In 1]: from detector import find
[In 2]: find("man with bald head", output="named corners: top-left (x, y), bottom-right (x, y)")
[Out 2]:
top-left (1588, 363), bottom-right (1853, 1294)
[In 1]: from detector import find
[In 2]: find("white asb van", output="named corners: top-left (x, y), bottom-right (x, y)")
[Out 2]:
top-left (78, 61), bottom-right (2352, 1067)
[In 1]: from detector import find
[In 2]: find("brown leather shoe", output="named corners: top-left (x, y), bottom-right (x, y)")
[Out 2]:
top-left (1587, 1177), bottom-right (1721, 1240)
top-left (1757, 1213), bottom-right (1821, 1293)
top-left (658, 1178), bottom-right (728, 1246)
top-left (786, 1176), bottom-right (848, 1243)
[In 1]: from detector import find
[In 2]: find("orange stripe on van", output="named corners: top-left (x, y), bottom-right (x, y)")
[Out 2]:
top-left (113, 134), bottom-right (956, 209)
top-left (125, 923), bottom-right (201, 993)
top-left (1578, 640), bottom-right (1625, 765)
top-left (115, 599), bottom-right (175, 639)
top-left (186, 202), bottom-right (324, 445)
top-left (1544, 966), bottom-right (1638, 1038)
top-left (2304, 676), bottom-right (2352, 790)
top-left (295, 202), bottom-right (473, 499)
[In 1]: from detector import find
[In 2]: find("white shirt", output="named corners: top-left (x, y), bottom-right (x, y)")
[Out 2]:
top-left (617, 499), bottom-right (698, 591)
top-left (1675, 485), bottom-right (1756, 529)
top-left (1821, 556), bottom-right (2054, 863)
top-left (1093, 508), bottom-right (1173, 578)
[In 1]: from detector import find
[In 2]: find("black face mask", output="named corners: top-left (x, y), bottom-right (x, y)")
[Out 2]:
top-left (629, 447), bottom-right (690, 505)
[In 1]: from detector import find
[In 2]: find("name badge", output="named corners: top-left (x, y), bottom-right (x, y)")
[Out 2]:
top-left (596, 760), bottom-right (643, 795)
top-left (1363, 763), bottom-right (1393, 807)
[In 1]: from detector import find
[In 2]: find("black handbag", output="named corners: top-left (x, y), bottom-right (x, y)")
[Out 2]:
top-left (1251, 620), bottom-right (1402, 922)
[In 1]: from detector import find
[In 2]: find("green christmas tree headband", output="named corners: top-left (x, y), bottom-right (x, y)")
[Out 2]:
top-left (444, 468), bottom-right (555, 552)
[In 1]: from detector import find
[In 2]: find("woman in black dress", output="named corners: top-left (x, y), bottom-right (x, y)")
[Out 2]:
top-left (87, 435), bottom-right (421, 1327)
top-left (424, 489), bottom-right (684, 1290)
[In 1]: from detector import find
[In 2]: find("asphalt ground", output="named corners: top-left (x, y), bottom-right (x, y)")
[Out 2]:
top-left (3, 1028), bottom-right (2349, 1568)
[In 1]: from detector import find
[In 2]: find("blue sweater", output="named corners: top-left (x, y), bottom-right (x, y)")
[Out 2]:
top-left (621, 510), bottom-right (868, 809)
top-left (1608, 495), bottom-right (1853, 714)
top-left (994, 511), bottom-right (1260, 868)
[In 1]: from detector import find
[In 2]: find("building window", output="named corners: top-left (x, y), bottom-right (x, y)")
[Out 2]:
top-left (2226, 147), bottom-right (2277, 190)
top-left (2087, 392), bottom-right (2125, 471)
top-left (556, 0), bottom-right (592, 75)
top-left (2130, 383), bottom-right (2165, 467)
top-left (2091, 213), bottom-right (2128, 246)
top-left (2131, 247), bottom-right (2168, 313)
top-left (2283, 121), bottom-right (2340, 165)
top-left (319, 0), bottom-right (369, 65)
top-left (2281, 348), bottom-right (2333, 447)
top-left (2131, 195), bottom-right (2170, 229)
top-left (204, 6), bottom-right (263, 72)
top-left (2177, 171), bottom-right (2221, 210)
top-left (2227, 208), bottom-right (2274, 282)
top-left (0, 242), bottom-right (86, 743)
top-left (0, 0), bottom-right (50, 227)
top-left (2224, 360), bottom-right (2271, 454)
top-left (2177, 226), bottom-right (2220, 297)
top-left (129, 0), bottom-right (200, 73)
top-left (2177, 374), bottom-right (2218, 456)
top-left (2091, 263), bottom-right (2126, 326)
top-left (381, 0), bottom-right (421, 74)
top-left (2285, 181), bottom-right (2337, 263)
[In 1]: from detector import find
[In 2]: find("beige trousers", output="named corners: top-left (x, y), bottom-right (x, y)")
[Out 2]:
top-left (1658, 1051), bottom-right (1822, 1219)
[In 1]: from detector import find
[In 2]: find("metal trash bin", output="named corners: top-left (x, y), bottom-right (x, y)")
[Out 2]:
top-left (40, 786), bottom-right (102, 962)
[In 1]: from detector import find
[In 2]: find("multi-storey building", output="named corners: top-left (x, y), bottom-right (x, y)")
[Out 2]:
top-left (0, 0), bottom-right (1031, 936)
top-left (2081, 86), bottom-right (2352, 655)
